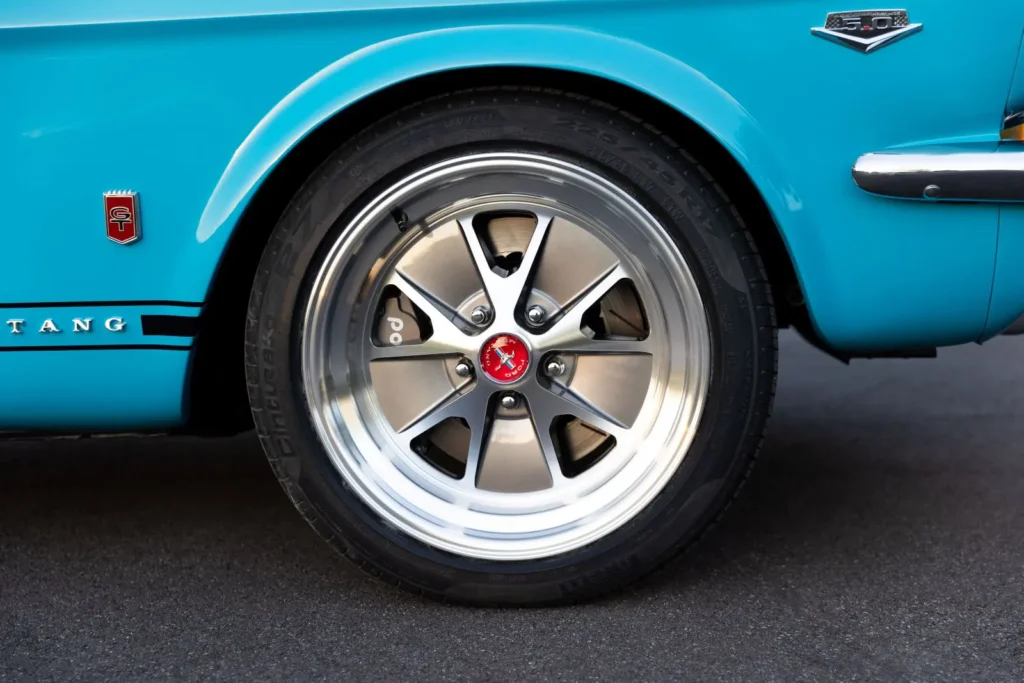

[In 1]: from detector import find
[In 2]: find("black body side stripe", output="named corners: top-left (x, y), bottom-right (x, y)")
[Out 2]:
top-left (140, 315), bottom-right (200, 338)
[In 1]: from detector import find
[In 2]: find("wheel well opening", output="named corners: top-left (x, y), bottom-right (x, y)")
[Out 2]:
top-left (185, 66), bottom-right (803, 435)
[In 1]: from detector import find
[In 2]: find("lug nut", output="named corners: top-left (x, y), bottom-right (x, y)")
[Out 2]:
top-left (470, 305), bottom-right (491, 326)
top-left (500, 393), bottom-right (519, 410)
top-left (545, 358), bottom-right (565, 377)
top-left (455, 360), bottom-right (473, 378)
top-left (526, 305), bottom-right (547, 326)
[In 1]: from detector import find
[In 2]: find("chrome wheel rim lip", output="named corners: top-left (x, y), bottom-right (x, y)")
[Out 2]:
top-left (301, 152), bottom-right (711, 561)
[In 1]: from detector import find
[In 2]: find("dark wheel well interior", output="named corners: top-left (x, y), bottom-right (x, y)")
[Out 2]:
top-left (185, 67), bottom-right (804, 436)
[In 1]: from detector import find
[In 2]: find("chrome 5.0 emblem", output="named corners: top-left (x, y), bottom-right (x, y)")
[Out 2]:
top-left (103, 191), bottom-right (141, 245)
top-left (480, 334), bottom-right (530, 384)
top-left (811, 10), bottom-right (922, 53)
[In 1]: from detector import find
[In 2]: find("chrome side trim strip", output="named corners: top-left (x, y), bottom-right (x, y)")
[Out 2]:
top-left (853, 148), bottom-right (1024, 202)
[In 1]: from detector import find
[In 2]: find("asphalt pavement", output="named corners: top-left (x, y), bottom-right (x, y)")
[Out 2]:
top-left (2, 331), bottom-right (1023, 682)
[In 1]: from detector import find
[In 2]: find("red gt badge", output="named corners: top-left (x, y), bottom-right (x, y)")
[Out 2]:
top-left (480, 333), bottom-right (531, 384)
top-left (103, 191), bottom-right (141, 245)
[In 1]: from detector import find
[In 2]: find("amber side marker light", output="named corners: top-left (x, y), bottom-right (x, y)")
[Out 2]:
top-left (1001, 112), bottom-right (1024, 141)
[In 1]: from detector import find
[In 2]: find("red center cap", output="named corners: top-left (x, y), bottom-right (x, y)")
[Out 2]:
top-left (480, 333), bottom-right (531, 384)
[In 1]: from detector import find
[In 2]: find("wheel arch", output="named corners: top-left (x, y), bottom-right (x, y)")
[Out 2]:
top-left (186, 28), bottom-right (804, 434)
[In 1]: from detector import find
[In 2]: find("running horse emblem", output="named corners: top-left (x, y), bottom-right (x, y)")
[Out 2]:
top-left (494, 346), bottom-right (516, 371)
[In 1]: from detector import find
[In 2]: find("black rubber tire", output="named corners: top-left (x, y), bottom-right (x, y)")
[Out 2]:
top-left (245, 87), bottom-right (777, 606)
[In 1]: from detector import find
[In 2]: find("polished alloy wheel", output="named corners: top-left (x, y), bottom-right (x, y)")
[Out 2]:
top-left (301, 152), bottom-right (712, 560)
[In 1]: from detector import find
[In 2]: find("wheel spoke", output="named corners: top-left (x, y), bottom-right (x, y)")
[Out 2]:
top-left (368, 338), bottom-right (465, 360)
top-left (402, 387), bottom-right (496, 490)
top-left (475, 413), bottom-right (556, 493)
top-left (524, 216), bottom-right (621, 320)
top-left (385, 272), bottom-right (476, 355)
top-left (533, 421), bottom-right (566, 488)
top-left (397, 384), bottom-right (482, 439)
top-left (456, 217), bottom-right (505, 294)
top-left (460, 396), bottom-right (494, 489)
top-left (503, 212), bottom-right (553, 296)
top-left (547, 338), bottom-right (650, 356)
top-left (522, 379), bottom-right (628, 443)
top-left (535, 264), bottom-right (631, 352)
top-left (371, 358), bottom-right (475, 434)
top-left (518, 379), bottom-right (627, 489)
top-left (457, 213), bottom-right (556, 318)
top-left (550, 353), bottom-right (653, 429)
top-left (393, 218), bottom-right (491, 325)
top-left (527, 406), bottom-right (570, 490)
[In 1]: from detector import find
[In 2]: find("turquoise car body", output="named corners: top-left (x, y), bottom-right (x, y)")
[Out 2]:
top-left (2, 1), bottom-right (1024, 429)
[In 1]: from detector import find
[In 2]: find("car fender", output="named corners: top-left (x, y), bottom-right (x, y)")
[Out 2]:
top-left (196, 24), bottom-right (812, 314)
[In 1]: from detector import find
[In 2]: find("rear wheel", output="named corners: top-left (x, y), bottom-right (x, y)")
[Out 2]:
top-left (246, 88), bottom-right (776, 604)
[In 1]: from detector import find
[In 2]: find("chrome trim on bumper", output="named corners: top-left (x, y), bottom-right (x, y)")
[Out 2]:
top-left (852, 147), bottom-right (1024, 202)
